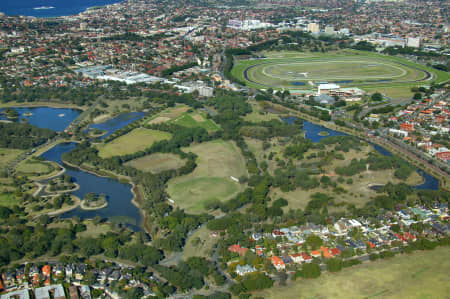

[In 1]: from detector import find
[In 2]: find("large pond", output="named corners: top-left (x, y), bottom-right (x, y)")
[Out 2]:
top-left (0, 107), bottom-right (81, 131)
top-left (284, 117), bottom-right (439, 191)
top-left (41, 142), bottom-right (141, 230)
top-left (86, 112), bottom-right (145, 139)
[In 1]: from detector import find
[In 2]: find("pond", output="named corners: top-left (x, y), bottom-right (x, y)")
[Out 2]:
top-left (283, 117), bottom-right (346, 142)
top-left (284, 116), bottom-right (439, 190)
top-left (40, 142), bottom-right (141, 230)
top-left (86, 112), bottom-right (145, 139)
top-left (0, 107), bottom-right (81, 131)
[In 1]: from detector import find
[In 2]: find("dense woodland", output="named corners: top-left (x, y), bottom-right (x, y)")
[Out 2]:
top-left (0, 122), bottom-right (56, 149)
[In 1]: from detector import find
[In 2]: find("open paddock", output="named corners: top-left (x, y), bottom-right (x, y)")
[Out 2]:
top-left (97, 128), bottom-right (172, 158)
top-left (257, 246), bottom-right (450, 299)
top-left (167, 140), bottom-right (247, 213)
top-left (125, 153), bottom-right (185, 173)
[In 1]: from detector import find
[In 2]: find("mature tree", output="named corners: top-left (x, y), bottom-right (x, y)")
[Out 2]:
top-left (371, 92), bottom-right (383, 101)
top-left (326, 258), bottom-right (343, 272)
top-left (297, 262), bottom-right (321, 279)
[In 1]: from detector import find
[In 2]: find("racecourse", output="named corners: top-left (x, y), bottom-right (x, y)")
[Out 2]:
top-left (231, 50), bottom-right (450, 98)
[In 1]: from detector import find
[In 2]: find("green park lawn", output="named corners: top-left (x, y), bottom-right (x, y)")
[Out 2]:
top-left (97, 128), bottom-right (172, 158)
top-left (167, 140), bottom-right (247, 213)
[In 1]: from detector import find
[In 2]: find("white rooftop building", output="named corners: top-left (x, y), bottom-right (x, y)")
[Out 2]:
top-left (35, 285), bottom-right (65, 299)
top-left (1, 290), bottom-right (30, 299)
top-left (227, 19), bottom-right (273, 30)
top-left (318, 83), bottom-right (340, 94)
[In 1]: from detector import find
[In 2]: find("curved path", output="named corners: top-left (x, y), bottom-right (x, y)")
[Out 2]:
top-left (242, 57), bottom-right (432, 88)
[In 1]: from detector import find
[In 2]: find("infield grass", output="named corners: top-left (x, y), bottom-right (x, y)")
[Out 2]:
top-left (97, 128), bottom-right (172, 158)
top-left (232, 50), bottom-right (450, 99)
top-left (167, 140), bottom-right (247, 213)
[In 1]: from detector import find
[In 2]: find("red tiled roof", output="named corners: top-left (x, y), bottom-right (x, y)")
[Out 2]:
top-left (228, 244), bottom-right (248, 256)
top-left (271, 256), bottom-right (284, 266)
top-left (301, 252), bottom-right (312, 260)
top-left (321, 246), bottom-right (332, 259)
top-left (330, 248), bottom-right (341, 255)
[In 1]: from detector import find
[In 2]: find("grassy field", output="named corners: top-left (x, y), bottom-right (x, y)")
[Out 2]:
top-left (171, 111), bottom-right (220, 131)
top-left (77, 220), bottom-right (112, 238)
top-left (232, 50), bottom-right (450, 99)
top-left (147, 105), bottom-right (220, 131)
top-left (125, 153), bottom-right (185, 173)
top-left (167, 140), bottom-right (247, 213)
top-left (182, 226), bottom-right (216, 260)
top-left (244, 100), bottom-right (283, 122)
top-left (258, 246), bottom-right (450, 299)
top-left (0, 148), bottom-right (24, 168)
top-left (97, 128), bottom-right (172, 158)
top-left (16, 160), bottom-right (52, 174)
top-left (0, 192), bottom-right (17, 207)
top-left (147, 105), bottom-right (189, 124)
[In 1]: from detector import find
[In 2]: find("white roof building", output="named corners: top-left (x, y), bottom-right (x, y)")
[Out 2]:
top-left (1, 290), bottom-right (30, 299)
top-left (35, 285), bottom-right (65, 299)
top-left (318, 83), bottom-right (340, 94)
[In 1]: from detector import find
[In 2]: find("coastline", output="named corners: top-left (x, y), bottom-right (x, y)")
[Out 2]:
top-left (0, 101), bottom-right (86, 111)
top-left (0, 0), bottom-right (125, 18)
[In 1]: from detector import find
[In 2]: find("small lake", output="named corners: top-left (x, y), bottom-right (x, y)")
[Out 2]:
top-left (86, 112), bottom-right (145, 139)
top-left (284, 117), bottom-right (346, 142)
top-left (41, 142), bottom-right (141, 230)
top-left (0, 107), bottom-right (81, 131)
top-left (284, 117), bottom-right (439, 190)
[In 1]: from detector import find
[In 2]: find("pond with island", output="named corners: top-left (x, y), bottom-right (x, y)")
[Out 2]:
top-left (3, 107), bottom-right (145, 230)
top-left (0, 107), bottom-right (81, 131)
top-left (283, 117), bottom-right (439, 191)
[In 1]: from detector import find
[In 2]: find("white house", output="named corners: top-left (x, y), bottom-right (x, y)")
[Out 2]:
top-left (235, 265), bottom-right (257, 276)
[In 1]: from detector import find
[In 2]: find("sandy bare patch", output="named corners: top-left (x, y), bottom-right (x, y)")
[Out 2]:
top-left (163, 106), bottom-right (189, 118)
top-left (192, 114), bottom-right (205, 122)
top-left (93, 114), bottom-right (111, 123)
top-left (149, 116), bottom-right (171, 124)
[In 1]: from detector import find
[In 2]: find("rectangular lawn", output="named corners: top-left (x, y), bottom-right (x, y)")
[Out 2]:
top-left (97, 128), bottom-right (172, 158)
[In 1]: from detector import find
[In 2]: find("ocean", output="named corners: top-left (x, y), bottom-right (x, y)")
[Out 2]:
top-left (0, 0), bottom-right (123, 18)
